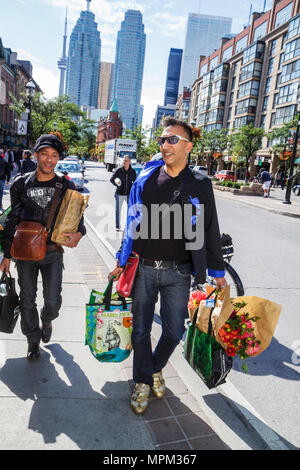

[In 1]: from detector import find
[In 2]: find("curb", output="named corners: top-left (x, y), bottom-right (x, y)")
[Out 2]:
top-left (214, 188), bottom-right (300, 218)
top-left (85, 215), bottom-right (289, 450)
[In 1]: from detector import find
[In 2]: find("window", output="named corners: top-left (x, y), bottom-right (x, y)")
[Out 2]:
top-left (207, 108), bottom-right (224, 123)
top-left (209, 56), bottom-right (218, 71)
top-left (200, 63), bottom-right (208, 78)
top-left (211, 79), bottom-right (227, 95)
top-left (260, 114), bottom-right (266, 128)
top-left (213, 64), bottom-right (229, 81)
top-left (235, 98), bottom-right (257, 115)
top-left (263, 96), bottom-right (269, 112)
top-left (283, 38), bottom-right (300, 62)
top-left (265, 76), bottom-right (271, 94)
top-left (270, 39), bottom-right (277, 56)
top-left (202, 71), bottom-right (213, 86)
top-left (271, 104), bottom-right (296, 126)
top-left (200, 85), bottom-right (211, 99)
top-left (235, 35), bottom-right (248, 54)
top-left (253, 22), bottom-right (267, 42)
top-left (286, 15), bottom-right (300, 40)
top-left (275, 3), bottom-right (293, 29)
top-left (240, 61), bottom-right (262, 81)
top-left (276, 82), bottom-right (298, 105)
top-left (222, 46), bottom-right (233, 62)
top-left (243, 42), bottom-right (265, 64)
top-left (238, 80), bottom-right (260, 98)
top-left (234, 115), bottom-right (255, 129)
top-left (281, 58), bottom-right (300, 83)
top-left (231, 76), bottom-right (236, 90)
top-left (210, 93), bottom-right (226, 108)
top-left (267, 57), bottom-right (274, 75)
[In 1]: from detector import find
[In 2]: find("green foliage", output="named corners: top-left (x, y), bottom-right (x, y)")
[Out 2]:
top-left (9, 93), bottom-right (95, 150)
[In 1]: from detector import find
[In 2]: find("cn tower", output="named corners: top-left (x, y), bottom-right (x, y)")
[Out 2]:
top-left (57, 8), bottom-right (68, 97)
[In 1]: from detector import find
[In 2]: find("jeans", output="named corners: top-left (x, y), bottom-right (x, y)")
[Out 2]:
top-left (131, 261), bottom-right (191, 386)
top-left (0, 179), bottom-right (5, 209)
top-left (16, 251), bottom-right (64, 344)
top-left (115, 194), bottom-right (129, 229)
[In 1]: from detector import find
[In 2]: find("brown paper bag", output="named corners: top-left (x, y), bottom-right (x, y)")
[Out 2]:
top-left (194, 286), bottom-right (233, 337)
top-left (226, 295), bottom-right (281, 357)
top-left (51, 189), bottom-right (89, 244)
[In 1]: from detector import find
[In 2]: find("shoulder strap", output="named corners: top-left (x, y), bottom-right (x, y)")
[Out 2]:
top-left (45, 176), bottom-right (65, 231)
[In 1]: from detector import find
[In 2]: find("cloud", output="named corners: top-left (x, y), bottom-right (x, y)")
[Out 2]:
top-left (150, 12), bottom-right (186, 37)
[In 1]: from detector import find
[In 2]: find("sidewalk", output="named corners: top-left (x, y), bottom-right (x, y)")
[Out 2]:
top-left (0, 223), bottom-right (267, 451)
top-left (213, 184), bottom-right (300, 218)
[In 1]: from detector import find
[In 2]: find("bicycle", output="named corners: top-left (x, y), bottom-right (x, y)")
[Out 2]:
top-left (206, 233), bottom-right (245, 297)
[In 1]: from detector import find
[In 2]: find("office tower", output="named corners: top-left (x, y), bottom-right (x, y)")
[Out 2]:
top-left (164, 48), bottom-right (183, 106)
top-left (98, 62), bottom-right (114, 109)
top-left (66, 0), bottom-right (101, 107)
top-left (111, 10), bottom-right (146, 130)
top-left (179, 13), bottom-right (232, 93)
top-left (58, 8), bottom-right (68, 97)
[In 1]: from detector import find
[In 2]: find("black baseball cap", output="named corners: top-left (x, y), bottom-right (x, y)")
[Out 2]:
top-left (34, 134), bottom-right (64, 156)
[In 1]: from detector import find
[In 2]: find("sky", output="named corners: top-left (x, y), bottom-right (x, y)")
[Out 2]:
top-left (1, 0), bottom-right (273, 127)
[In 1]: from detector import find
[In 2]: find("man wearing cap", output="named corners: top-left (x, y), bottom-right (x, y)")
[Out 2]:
top-left (0, 134), bottom-right (86, 360)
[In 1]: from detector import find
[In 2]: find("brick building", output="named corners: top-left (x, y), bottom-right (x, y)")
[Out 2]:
top-left (96, 100), bottom-right (123, 144)
top-left (189, 0), bottom-right (300, 175)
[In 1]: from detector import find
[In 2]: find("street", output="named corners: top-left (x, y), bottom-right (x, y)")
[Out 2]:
top-left (84, 161), bottom-right (300, 449)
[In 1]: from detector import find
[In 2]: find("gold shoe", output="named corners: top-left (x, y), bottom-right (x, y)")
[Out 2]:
top-left (152, 371), bottom-right (166, 398)
top-left (130, 383), bottom-right (150, 414)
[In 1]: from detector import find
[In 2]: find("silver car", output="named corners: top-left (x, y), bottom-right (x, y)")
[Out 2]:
top-left (55, 161), bottom-right (85, 191)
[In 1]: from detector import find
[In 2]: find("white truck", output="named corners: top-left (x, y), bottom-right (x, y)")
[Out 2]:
top-left (104, 138), bottom-right (137, 172)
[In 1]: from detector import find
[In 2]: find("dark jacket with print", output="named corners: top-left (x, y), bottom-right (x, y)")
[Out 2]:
top-left (2, 171), bottom-right (86, 259)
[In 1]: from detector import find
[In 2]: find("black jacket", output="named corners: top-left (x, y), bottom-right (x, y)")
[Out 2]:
top-left (2, 171), bottom-right (86, 259)
top-left (0, 158), bottom-right (11, 182)
top-left (20, 158), bottom-right (37, 175)
top-left (110, 166), bottom-right (137, 196)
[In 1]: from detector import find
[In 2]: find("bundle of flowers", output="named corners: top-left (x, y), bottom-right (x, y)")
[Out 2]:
top-left (213, 152), bottom-right (223, 159)
top-left (49, 131), bottom-right (69, 151)
top-left (188, 290), bottom-right (207, 311)
top-left (218, 301), bottom-right (260, 372)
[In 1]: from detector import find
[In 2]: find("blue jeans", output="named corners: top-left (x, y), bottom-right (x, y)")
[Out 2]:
top-left (0, 179), bottom-right (5, 209)
top-left (115, 194), bottom-right (129, 229)
top-left (131, 261), bottom-right (191, 386)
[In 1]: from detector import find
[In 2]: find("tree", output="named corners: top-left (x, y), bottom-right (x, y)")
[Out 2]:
top-left (232, 124), bottom-right (265, 182)
top-left (9, 93), bottom-right (95, 150)
top-left (267, 116), bottom-right (298, 174)
top-left (200, 128), bottom-right (229, 174)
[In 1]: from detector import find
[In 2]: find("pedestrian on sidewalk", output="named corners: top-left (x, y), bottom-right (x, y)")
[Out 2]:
top-left (0, 154), bottom-right (11, 210)
top-left (0, 134), bottom-right (86, 360)
top-left (259, 169), bottom-right (271, 197)
top-left (19, 150), bottom-right (37, 175)
top-left (110, 155), bottom-right (137, 231)
top-left (108, 117), bottom-right (226, 415)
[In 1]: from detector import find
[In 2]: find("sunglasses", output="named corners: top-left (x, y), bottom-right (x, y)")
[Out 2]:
top-left (156, 135), bottom-right (190, 146)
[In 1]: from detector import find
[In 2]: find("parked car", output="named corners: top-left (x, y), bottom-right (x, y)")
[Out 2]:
top-left (193, 165), bottom-right (208, 176)
top-left (55, 160), bottom-right (85, 191)
top-left (215, 170), bottom-right (236, 182)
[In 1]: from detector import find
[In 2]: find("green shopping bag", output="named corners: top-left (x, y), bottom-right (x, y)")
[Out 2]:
top-left (184, 291), bottom-right (232, 389)
top-left (85, 278), bottom-right (133, 363)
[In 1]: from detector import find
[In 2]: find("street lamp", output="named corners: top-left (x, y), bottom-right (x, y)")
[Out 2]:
top-left (283, 86), bottom-right (300, 204)
top-left (25, 79), bottom-right (36, 148)
top-left (53, 121), bottom-right (57, 132)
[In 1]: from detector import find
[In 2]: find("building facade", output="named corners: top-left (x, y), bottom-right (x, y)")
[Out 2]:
top-left (96, 101), bottom-right (123, 144)
top-left (152, 104), bottom-right (176, 130)
top-left (65, 0), bottom-right (101, 108)
top-left (111, 10), bottom-right (146, 131)
top-left (179, 13), bottom-right (232, 94)
top-left (189, 0), bottom-right (300, 174)
top-left (164, 48), bottom-right (183, 106)
top-left (98, 62), bottom-right (114, 110)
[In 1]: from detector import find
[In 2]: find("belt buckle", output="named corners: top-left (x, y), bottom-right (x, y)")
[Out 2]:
top-left (154, 260), bottom-right (163, 269)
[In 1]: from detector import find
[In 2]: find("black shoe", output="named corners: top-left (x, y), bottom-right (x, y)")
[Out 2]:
top-left (41, 322), bottom-right (52, 343)
top-left (27, 343), bottom-right (40, 361)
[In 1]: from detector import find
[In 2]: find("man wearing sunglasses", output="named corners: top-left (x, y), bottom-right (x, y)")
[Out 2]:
top-left (109, 117), bottom-right (226, 414)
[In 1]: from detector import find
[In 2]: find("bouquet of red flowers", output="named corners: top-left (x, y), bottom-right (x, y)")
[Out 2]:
top-left (218, 301), bottom-right (260, 372)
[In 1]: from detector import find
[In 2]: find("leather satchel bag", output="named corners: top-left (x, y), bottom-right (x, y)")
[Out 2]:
top-left (10, 180), bottom-right (64, 261)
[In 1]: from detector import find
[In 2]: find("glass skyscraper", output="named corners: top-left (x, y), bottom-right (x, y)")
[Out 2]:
top-left (111, 10), bottom-right (146, 130)
top-left (164, 48), bottom-right (183, 106)
top-left (66, 0), bottom-right (101, 108)
top-left (179, 13), bottom-right (232, 93)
